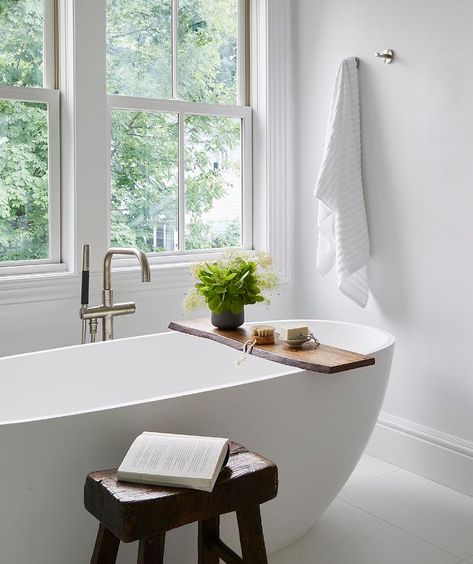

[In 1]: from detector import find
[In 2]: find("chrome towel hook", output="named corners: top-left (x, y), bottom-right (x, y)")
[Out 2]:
top-left (375, 49), bottom-right (395, 64)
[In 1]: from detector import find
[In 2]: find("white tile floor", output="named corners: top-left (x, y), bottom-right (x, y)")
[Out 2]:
top-left (269, 454), bottom-right (473, 564)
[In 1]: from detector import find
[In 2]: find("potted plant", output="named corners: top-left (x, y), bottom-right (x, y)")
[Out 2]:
top-left (184, 252), bottom-right (279, 330)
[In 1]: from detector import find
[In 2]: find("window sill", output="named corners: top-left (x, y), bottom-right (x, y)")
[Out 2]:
top-left (0, 262), bottom-right (68, 277)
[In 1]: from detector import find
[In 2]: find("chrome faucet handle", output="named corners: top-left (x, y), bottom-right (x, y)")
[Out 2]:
top-left (81, 302), bottom-right (137, 320)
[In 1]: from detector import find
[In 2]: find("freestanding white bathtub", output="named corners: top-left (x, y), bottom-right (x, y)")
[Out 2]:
top-left (0, 319), bottom-right (394, 564)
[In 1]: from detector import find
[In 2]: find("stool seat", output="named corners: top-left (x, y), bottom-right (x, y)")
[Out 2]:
top-left (84, 442), bottom-right (278, 563)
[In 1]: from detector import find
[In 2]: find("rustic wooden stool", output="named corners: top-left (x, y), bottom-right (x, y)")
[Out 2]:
top-left (84, 443), bottom-right (278, 563)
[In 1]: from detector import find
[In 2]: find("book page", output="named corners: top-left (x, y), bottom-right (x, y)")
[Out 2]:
top-left (119, 433), bottom-right (228, 480)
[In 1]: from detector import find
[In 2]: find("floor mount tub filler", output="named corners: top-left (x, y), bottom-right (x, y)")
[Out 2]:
top-left (0, 319), bottom-right (394, 564)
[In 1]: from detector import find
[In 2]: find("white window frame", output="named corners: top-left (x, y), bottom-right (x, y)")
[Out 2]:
top-left (251, 0), bottom-right (294, 282)
top-left (107, 0), bottom-right (252, 264)
top-left (0, 0), bottom-right (62, 276)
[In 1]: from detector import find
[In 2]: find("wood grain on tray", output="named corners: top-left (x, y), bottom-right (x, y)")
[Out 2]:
top-left (168, 319), bottom-right (375, 374)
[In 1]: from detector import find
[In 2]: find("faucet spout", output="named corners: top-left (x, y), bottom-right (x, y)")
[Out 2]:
top-left (103, 247), bottom-right (151, 290)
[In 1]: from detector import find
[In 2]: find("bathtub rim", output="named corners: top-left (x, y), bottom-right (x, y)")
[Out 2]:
top-left (0, 318), bottom-right (395, 363)
top-left (0, 319), bottom-right (394, 427)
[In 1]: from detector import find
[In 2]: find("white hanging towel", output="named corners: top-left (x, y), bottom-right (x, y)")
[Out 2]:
top-left (314, 57), bottom-right (370, 308)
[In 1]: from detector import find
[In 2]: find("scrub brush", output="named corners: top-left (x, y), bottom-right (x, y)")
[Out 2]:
top-left (250, 325), bottom-right (276, 345)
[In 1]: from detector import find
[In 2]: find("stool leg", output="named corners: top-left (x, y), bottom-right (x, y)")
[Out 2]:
top-left (137, 534), bottom-right (166, 564)
top-left (198, 516), bottom-right (220, 564)
top-left (90, 524), bottom-right (120, 564)
top-left (237, 505), bottom-right (268, 564)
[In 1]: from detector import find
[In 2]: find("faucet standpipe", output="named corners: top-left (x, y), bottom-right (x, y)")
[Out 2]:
top-left (89, 318), bottom-right (98, 343)
top-left (79, 246), bottom-right (151, 343)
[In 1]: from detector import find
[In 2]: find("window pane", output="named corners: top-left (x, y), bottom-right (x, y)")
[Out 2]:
top-left (107, 0), bottom-right (172, 98)
top-left (178, 0), bottom-right (238, 104)
top-left (0, 100), bottom-right (49, 261)
top-left (111, 110), bottom-right (179, 252)
top-left (185, 115), bottom-right (242, 250)
top-left (0, 0), bottom-right (44, 87)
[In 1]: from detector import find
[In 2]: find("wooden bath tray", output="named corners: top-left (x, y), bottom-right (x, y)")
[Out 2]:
top-left (168, 318), bottom-right (375, 374)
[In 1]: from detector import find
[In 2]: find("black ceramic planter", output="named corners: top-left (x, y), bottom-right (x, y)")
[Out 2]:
top-left (211, 309), bottom-right (245, 330)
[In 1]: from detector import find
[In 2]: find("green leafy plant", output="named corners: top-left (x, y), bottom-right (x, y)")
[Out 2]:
top-left (184, 252), bottom-right (279, 314)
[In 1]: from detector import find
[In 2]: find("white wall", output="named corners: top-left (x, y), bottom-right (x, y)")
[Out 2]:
top-left (295, 0), bottom-right (473, 474)
top-left (0, 273), bottom-right (294, 358)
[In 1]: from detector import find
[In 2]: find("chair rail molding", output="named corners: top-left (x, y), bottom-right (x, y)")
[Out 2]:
top-left (252, 0), bottom-right (294, 282)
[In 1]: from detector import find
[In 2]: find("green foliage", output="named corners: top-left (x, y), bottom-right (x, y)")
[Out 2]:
top-left (184, 252), bottom-right (280, 314)
top-left (0, 0), bottom-right (48, 261)
top-left (178, 0), bottom-right (237, 104)
top-left (194, 258), bottom-right (264, 314)
top-left (185, 218), bottom-right (240, 251)
top-left (110, 110), bottom-right (179, 251)
top-left (107, 0), bottom-right (172, 98)
top-left (0, 101), bottom-right (48, 261)
top-left (184, 114), bottom-right (241, 250)
top-left (0, 0), bottom-right (43, 88)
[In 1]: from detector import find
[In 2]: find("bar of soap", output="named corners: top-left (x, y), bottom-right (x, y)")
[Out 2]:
top-left (279, 325), bottom-right (310, 340)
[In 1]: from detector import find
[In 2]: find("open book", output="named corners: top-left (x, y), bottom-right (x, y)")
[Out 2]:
top-left (117, 432), bottom-right (231, 492)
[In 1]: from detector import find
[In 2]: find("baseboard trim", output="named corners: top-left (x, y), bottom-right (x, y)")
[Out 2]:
top-left (367, 412), bottom-right (473, 497)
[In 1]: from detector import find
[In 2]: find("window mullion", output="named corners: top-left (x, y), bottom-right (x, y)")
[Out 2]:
top-left (242, 113), bottom-right (253, 249)
top-left (178, 112), bottom-right (186, 251)
top-left (172, 0), bottom-right (179, 99)
top-left (72, 0), bottom-right (109, 273)
top-left (43, 0), bottom-right (57, 89)
top-left (48, 90), bottom-right (61, 262)
top-left (108, 95), bottom-right (251, 118)
top-left (237, 0), bottom-right (248, 106)
top-left (0, 85), bottom-right (58, 103)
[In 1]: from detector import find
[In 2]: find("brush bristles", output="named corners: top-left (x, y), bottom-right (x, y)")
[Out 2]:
top-left (251, 325), bottom-right (276, 337)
